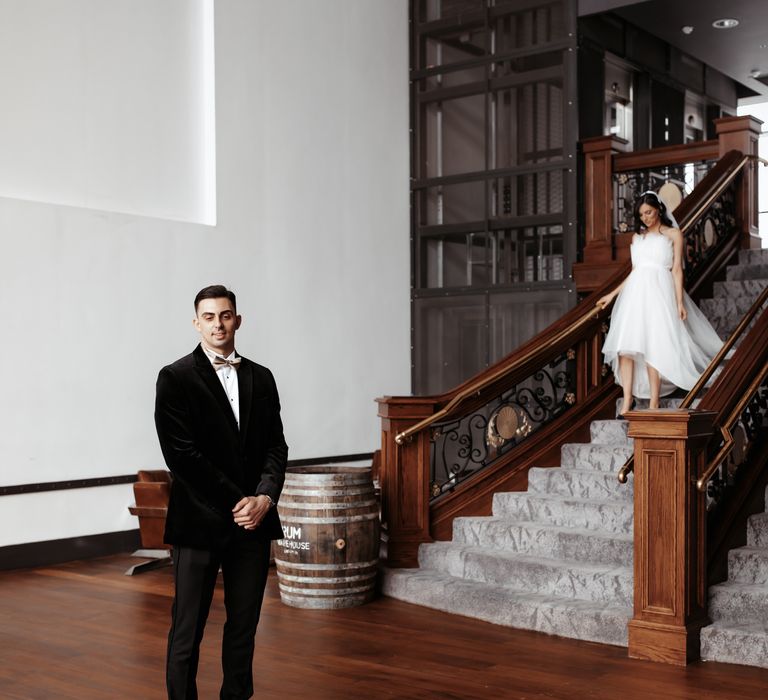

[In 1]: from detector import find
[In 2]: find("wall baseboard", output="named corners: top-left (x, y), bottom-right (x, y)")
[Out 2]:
top-left (0, 529), bottom-right (141, 571)
top-left (0, 453), bottom-right (375, 496)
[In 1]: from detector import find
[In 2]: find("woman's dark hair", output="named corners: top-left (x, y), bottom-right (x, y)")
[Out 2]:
top-left (633, 192), bottom-right (676, 232)
top-left (194, 285), bottom-right (237, 313)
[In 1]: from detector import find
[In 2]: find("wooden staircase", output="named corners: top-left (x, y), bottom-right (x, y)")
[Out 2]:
top-left (377, 116), bottom-right (768, 667)
top-left (383, 249), bottom-right (768, 654)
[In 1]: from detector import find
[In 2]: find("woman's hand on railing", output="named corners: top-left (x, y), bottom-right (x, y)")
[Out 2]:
top-left (595, 295), bottom-right (613, 310)
top-left (597, 279), bottom-right (628, 311)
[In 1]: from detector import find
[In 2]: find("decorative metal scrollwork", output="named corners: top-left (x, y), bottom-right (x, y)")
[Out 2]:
top-left (684, 190), bottom-right (737, 282)
top-left (429, 351), bottom-right (576, 500)
top-left (705, 379), bottom-right (768, 508)
top-left (612, 160), bottom-right (716, 234)
top-left (486, 405), bottom-right (532, 448)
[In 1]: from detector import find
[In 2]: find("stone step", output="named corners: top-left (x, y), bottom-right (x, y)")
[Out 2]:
top-left (612, 397), bottom-right (687, 416)
top-left (712, 320), bottom-right (744, 341)
top-left (747, 512), bottom-right (768, 548)
top-left (527, 466), bottom-right (633, 502)
top-left (738, 248), bottom-right (768, 266)
top-left (727, 547), bottom-right (768, 585)
top-left (700, 295), bottom-right (760, 327)
top-left (381, 567), bottom-right (631, 646)
top-left (560, 443), bottom-right (633, 472)
top-left (492, 492), bottom-right (633, 534)
top-left (417, 542), bottom-right (633, 606)
top-left (452, 517), bottom-right (633, 567)
top-left (589, 419), bottom-right (632, 445)
top-left (712, 278), bottom-right (767, 300)
top-left (708, 581), bottom-right (768, 624)
top-left (700, 621), bottom-right (768, 669)
top-left (726, 262), bottom-right (768, 282)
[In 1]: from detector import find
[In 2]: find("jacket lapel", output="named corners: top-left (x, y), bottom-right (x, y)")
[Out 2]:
top-left (238, 359), bottom-right (253, 444)
top-left (193, 345), bottom-right (239, 435)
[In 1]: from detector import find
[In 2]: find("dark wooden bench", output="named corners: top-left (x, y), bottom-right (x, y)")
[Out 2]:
top-left (126, 470), bottom-right (172, 575)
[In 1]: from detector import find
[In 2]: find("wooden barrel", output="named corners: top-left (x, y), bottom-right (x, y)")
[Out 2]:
top-left (274, 466), bottom-right (380, 609)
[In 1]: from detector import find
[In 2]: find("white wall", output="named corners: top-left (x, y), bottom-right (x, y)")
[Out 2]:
top-left (0, 0), bottom-right (411, 547)
top-left (0, 0), bottom-right (216, 224)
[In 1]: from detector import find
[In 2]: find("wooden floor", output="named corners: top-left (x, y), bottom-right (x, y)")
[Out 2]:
top-left (1, 554), bottom-right (767, 699)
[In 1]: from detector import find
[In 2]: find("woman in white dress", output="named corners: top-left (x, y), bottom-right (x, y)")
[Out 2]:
top-left (597, 191), bottom-right (723, 417)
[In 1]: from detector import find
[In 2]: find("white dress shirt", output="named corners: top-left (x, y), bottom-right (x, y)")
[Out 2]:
top-left (202, 345), bottom-right (240, 428)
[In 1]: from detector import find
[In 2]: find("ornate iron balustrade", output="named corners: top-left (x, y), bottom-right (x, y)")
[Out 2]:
top-left (613, 159), bottom-right (717, 234)
top-left (683, 185), bottom-right (737, 282)
top-left (429, 351), bottom-right (576, 500)
top-left (703, 376), bottom-right (768, 508)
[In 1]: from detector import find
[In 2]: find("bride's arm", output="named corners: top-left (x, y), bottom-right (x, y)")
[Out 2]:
top-left (596, 277), bottom-right (628, 309)
top-left (668, 228), bottom-right (687, 321)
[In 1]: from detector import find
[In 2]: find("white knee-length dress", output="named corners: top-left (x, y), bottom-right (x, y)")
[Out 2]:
top-left (602, 232), bottom-right (723, 398)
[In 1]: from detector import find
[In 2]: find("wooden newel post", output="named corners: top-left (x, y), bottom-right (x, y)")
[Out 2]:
top-left (573, 135), bottom-right (628, 291)
top-left (626, 409), bottom-right (716, 665)
top-left (714, 115), bottom-right (763, 249)
top-left (376, 397), bottom-right (437, 568)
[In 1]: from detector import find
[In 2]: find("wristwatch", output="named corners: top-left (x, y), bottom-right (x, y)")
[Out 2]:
top-left (262, 494), bottom-right (276, 509)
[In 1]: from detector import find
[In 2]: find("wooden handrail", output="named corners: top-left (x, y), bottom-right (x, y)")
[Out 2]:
top-left (617, 285), bottom-right (768, 484)
top-left (669, 150), bottom-right (748, 227)
top-left (696, 360), bottom-right (768, 492)
top-left (693, 294), bottom-right (768, 491)
top-left (614, 139), bottom-right (719, 172)
top-left (684, 284), bottom-right (768, 411)
top-left (394, 301), bottom-right (605, 444)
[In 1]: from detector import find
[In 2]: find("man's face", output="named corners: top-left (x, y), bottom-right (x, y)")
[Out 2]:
top-left (193, 297), bottom-right (241, 355)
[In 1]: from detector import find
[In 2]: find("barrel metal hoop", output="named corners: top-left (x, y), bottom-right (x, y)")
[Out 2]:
top-left (275, 573), bottom-right (375, 584)
top-left (277, 583), bottom-right (374, 596)
top-left (279, 513), bottom-right (379, 524)
top-left (274, 559), bottom-right (379, 571)
top-left (280, 486), bottom-right (373, 497)
top-left (278, 500), bottom-right (377, 511)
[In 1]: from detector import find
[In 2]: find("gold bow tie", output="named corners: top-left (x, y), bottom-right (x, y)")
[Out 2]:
top-left (212, 356), bottom-right (241, 371)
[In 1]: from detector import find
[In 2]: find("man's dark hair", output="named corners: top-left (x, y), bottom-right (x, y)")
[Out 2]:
top-left (194, 285), bottom-right (237, 313)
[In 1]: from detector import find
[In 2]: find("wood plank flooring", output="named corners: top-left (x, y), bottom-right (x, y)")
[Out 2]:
top-left (1, 553), bottom-right (767, 699)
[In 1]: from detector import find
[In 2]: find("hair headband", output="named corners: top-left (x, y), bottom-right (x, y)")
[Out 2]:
top-left (637, 189), bottom-right (679, 229)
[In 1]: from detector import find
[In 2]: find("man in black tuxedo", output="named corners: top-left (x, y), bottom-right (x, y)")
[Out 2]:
top-left (155, 284), bottom-right (288, 700)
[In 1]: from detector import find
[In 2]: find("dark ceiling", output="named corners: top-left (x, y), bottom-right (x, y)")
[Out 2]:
top-left (579, 0), bottom-right (768, 100)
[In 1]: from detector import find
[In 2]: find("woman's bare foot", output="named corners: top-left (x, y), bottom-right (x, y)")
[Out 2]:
top-left (619, 397), bottom-right (635, 417)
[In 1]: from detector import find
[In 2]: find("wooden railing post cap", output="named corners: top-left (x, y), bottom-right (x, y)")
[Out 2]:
top-left (714, 115), bottom-right (764, 136)
top-left (581, 134), bottom-right (629, 154)
top-left (624, 409), bottom-right (717, 439)
top-left (376, 395), bottom-right (438, 420)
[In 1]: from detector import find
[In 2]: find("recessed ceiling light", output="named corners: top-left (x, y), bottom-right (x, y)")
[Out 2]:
top-left (712, 18), bottom-right (739, 29)
top-left (681, 25), bottom-right (694, 35)
top-left (750, 69), bottom-right (763, 79)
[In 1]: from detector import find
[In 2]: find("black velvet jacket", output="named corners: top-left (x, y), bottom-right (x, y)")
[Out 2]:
top-left (155, 344), bottom-right (288, 548)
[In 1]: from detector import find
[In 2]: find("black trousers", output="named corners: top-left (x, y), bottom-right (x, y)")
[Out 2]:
top-left (166, 536), bottom-right (271, 700)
